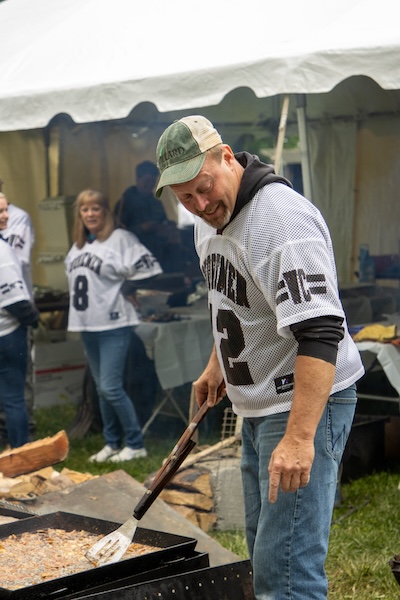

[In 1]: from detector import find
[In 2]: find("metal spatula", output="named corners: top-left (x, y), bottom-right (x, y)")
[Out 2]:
top-left (85, 401), bottom-right (210, 566)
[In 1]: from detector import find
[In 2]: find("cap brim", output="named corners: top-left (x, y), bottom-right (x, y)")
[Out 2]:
top-left (155, 153), bottom-right (206, 198)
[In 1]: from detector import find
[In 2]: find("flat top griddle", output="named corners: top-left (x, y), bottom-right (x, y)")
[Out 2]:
top-left (0, 511), bottom-right (197, 600)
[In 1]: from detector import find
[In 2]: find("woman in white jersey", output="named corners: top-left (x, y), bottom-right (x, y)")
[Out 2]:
top-left (65, 190), bottom-right (162, 462)
top-left (0, 196), bottom-right (39, 448)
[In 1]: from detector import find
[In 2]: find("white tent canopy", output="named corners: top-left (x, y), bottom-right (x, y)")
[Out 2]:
top-left (1, 0), bottom-right (400, 131)
top-left (0, 0), bottom-right (400, 288)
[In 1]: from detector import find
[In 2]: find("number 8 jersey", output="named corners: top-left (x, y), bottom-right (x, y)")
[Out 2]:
top-left (65, 228), bottom-right (162, 331)
top-left (195, 181), bottom-right (364, 418)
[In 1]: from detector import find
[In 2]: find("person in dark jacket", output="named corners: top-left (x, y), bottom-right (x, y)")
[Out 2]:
top-left (114, 161), bottom-right (193, 273)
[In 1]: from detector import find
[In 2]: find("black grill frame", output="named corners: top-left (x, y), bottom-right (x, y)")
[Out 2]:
top-left (0, 511), bottom-right (198, 599)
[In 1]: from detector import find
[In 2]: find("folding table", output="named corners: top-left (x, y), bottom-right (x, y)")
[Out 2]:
top-left (135, 305), bottom-right (213, 432)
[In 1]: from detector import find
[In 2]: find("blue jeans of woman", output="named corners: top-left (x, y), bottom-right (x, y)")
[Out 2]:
top-left (0, 325), bottom-right (30, 448)
top-left (81, 327), bottom-right (144, 450)
top-left (241, 385), bottom-right (357, 600)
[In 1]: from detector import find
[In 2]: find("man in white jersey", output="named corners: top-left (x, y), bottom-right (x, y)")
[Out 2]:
top-left (155, 116), bottom-right (364, 600)
top-left (0, 193), bottom-right (36, 441)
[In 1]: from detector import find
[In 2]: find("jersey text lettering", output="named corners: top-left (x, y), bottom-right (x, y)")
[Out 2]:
top-left (276, 269), bottom-right (327, 306)
top-left (67, 252), bottom-right (103, 275)
top-left (202, 253), bottom-right (249, 307)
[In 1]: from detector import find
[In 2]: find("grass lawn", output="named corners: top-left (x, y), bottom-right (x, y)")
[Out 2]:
top-left (32, 404), bottom-right (400, 599)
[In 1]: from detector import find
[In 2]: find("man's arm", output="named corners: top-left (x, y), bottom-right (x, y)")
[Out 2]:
top-left (193, 345), bottom-right (227, 408)
top-left (268, 354), bottom-right (335, 503)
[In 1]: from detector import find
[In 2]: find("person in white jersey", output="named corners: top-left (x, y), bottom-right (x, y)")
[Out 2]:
top-left (0, 196), bottom-right (35, 299)
top-left (65, 190), bottom-right (162, 463)
top-left (0, 196), bottom-right (39, 448)
top-left (0, 192), bottom-right (36, 441)
top-left (155, 116), bottom-right (364, 600)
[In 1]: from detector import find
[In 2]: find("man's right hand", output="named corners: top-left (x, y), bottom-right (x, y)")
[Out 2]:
top-left (193, 347), bottom-right (226, 407)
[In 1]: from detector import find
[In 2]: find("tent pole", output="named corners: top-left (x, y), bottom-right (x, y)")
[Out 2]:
top-left (296, 94), bottom-right (313, 202)
top-left (43, 125), bottom-right (51, 197)
top-left (274, 95), bottom-right (290, 175)
top-left (45, 121), bottom-right (61, 197)
top-left (350, 122), bottom-right (363, 283)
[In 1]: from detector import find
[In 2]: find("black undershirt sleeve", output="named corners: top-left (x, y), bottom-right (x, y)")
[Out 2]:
top-left (289, 316), bottom-right (345, 366)
top-left (4, 300), bottom-right (39, 328)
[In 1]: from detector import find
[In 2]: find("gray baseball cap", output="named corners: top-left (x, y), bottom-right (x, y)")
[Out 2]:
top-left (155, 115), bottom-right (222, 197)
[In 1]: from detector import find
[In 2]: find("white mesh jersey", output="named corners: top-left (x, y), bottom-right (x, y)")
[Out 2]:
top-left (65, 228), bottom-right (162, 332)
top-left (1, 204), bottom-right (35, 298)
top-left (0, 239), bottom-right (31, 336)
top-left (195, 183), bottom-right (364, 417)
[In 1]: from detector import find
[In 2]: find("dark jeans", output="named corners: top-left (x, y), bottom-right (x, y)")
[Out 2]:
top-left (0, 326), bottom-right (30, 447)
top-left (0, 327), bottom-right (35, 443)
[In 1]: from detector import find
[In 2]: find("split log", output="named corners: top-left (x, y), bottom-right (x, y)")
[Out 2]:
top-left (0, 466), bottom-right (95, 500)
top-left (167, 468), bottom-right (213, 497)
top-left (170, 504), bottom-right (199, 526)
top-left (167, 494), bottom-right (218, 532)
top-left (0, 430), bottom-right (69, 478)
top-left (170, 503), bottom-right (217, 532)
top-left (60, 468), bottom-right (96, 485)
top-left (160, 488), bottom-right (214, 511)
top-left (197, 511), bottom-right (218, 532)
top-left (145, 465), bottom-right (216, 531)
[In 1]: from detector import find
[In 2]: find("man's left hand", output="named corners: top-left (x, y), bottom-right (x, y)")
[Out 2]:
top-left (268, 435), bottom-right (314, 503)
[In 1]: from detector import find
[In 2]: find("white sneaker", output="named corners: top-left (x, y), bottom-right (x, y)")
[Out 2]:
top-left (89, 445), bottom-right (119, 463)
top-left (108, 447), bottom-right (148, 462)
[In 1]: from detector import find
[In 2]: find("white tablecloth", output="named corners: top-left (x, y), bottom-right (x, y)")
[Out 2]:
top-left (135, 307), bottom-right (213, 390)
top-left (356, 341), bottom-right (400, 398)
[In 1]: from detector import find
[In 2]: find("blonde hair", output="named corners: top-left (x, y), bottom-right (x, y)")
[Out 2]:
top-left (207, 144), bottom-right (223, 163)
top-left (73, 189), bottom-right (116, 249)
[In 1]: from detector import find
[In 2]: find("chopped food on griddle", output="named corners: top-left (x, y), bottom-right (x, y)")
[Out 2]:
top-left (0, 528), bottom-right (160, 590)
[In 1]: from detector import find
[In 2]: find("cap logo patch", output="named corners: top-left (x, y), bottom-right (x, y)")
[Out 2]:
top-left (159, 146), bottom-right (185, 167)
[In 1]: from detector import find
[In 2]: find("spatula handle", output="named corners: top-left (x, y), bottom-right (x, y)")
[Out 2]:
top-left (172, 400), bottom-right (210, 450)
top-left (133, 401), bottom-right (210, 520)
top-left (133, 439), bottom-right (196, 520)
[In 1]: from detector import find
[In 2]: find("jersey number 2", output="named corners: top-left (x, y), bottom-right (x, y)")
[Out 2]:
top-left (73, 275), bottom-right (89, 311)
top-left (216, 308), bottom-right (253, 386)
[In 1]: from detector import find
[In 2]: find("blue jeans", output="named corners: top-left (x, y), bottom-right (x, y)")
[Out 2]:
top-left (81, 327), bottom-right (144, 450)
top-left (241, 385), bottom-right (357, 600)
top-left (0, 326), bottom-right (30, 447)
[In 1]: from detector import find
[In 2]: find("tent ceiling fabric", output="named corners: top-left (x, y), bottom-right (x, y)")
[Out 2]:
top-left (1, 0), bottom-right (400, 132)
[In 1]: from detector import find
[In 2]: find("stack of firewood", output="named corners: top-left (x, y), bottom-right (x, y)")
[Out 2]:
top-left (0, 431), bottom-right (95, 514)
top-left (145, 434), bottom-right (242, 532)
top-left (0, 429), bottom-right (243, 533)
top-left (159, 466), bottom-right (217, 531)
